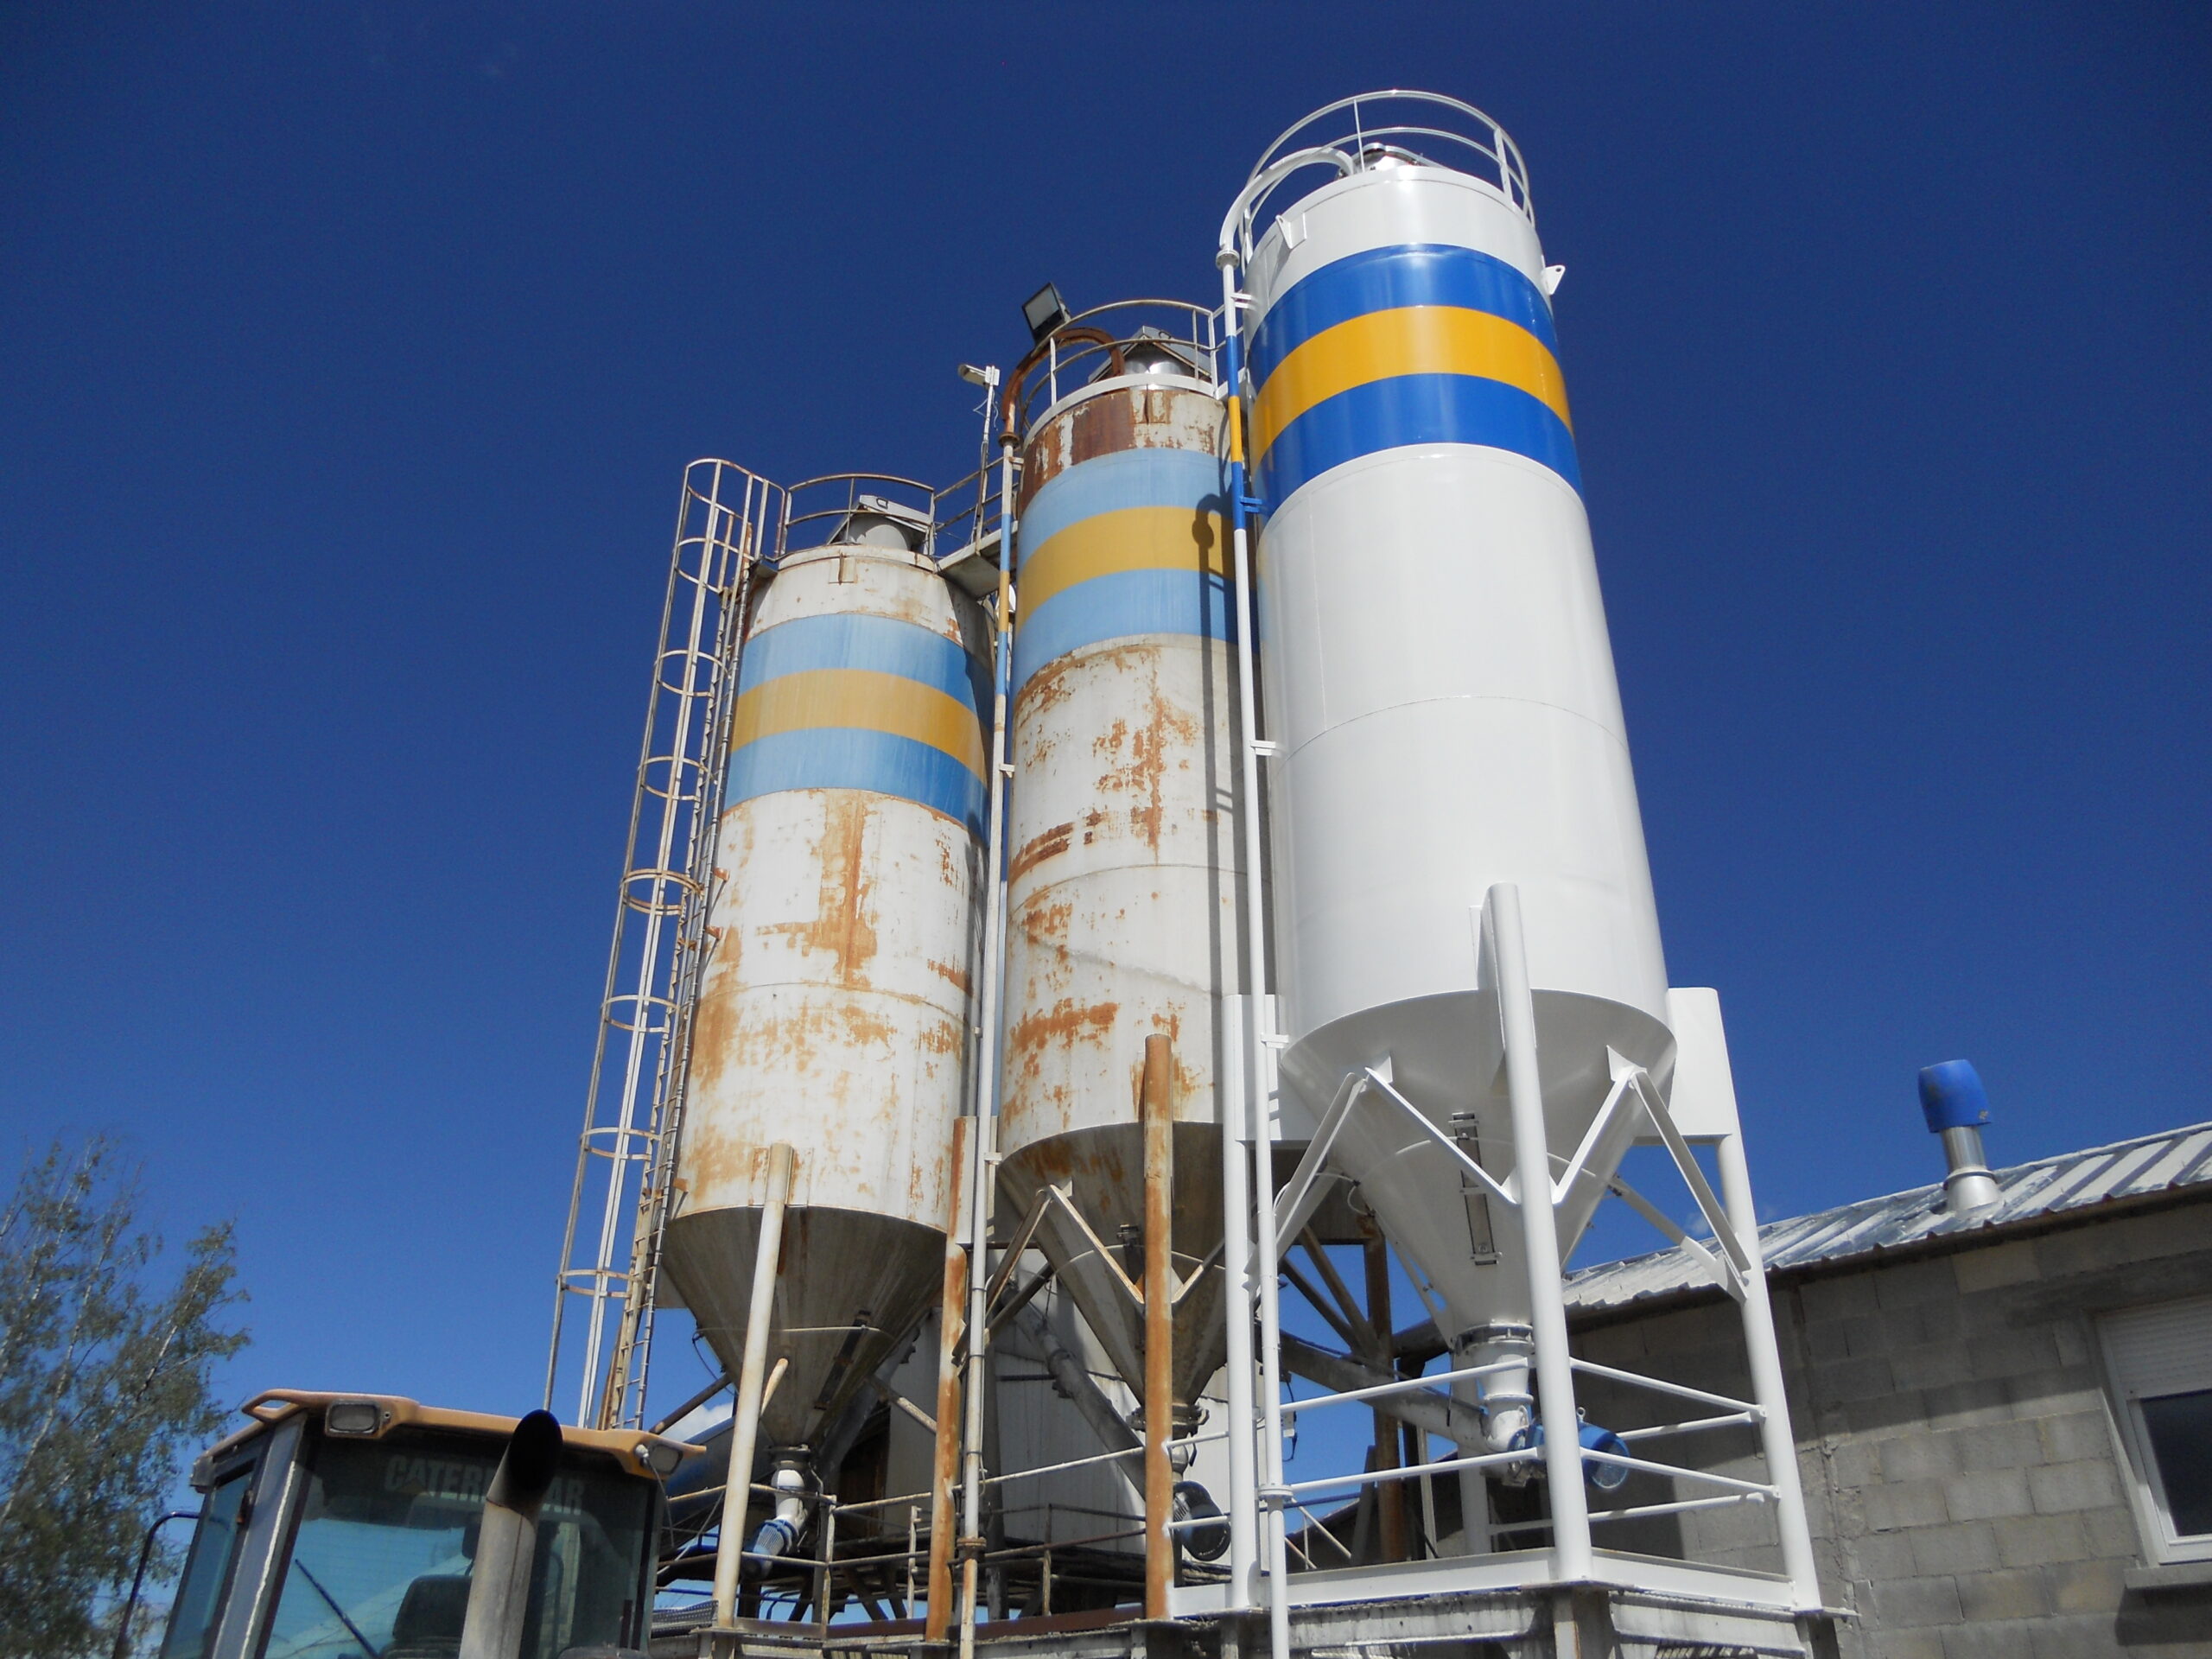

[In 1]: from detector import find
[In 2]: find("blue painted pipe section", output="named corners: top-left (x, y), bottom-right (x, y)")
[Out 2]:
top-left (1917, 1059), bottom-right (1991, 1134)
top-left (1515, 1419), bottom-right (1633, 1491)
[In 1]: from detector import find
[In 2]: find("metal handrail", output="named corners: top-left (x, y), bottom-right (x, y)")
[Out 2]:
top-left (1237, 90), bottom-right (1535, 262)
top-left (1010, 299), bottom-right (1223, 436)
top-left (778, 473), bottom-right (938, 557)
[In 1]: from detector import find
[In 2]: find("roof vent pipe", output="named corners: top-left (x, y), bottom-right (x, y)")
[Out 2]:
top-left (1918, 1060), bottom-right (2000, 1216)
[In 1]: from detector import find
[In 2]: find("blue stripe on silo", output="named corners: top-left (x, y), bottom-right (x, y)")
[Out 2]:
top-left (725, 727), bottom-right (988, 840)
top-left (1011, 567), bottom-right (1236, 692)
top-left (1247, 242), bottom-right (1559, 385)
top-left (738, 611), bottom-right (989, 729)
top-left (1016, 447), bottom-right (1228, 558)
top-left (1256, 372), bottom-right (1582, 505)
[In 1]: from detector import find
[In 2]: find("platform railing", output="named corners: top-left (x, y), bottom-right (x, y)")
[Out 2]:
top-left (1235, 89), bottom-right (1536, 264)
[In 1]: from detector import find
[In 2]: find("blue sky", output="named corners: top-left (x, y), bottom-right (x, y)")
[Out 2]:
top-left (2, 3), bottom-right (2206, 1438)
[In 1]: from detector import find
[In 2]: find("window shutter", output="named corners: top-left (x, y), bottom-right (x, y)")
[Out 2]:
top-left (2103, 1294), bottom-right (2212, 1399)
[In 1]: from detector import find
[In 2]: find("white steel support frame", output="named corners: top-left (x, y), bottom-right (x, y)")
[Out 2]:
top-left (546, 460), bottom-right (779, 1429)
top-left (1221, 885), bottom-right (1822, 1625)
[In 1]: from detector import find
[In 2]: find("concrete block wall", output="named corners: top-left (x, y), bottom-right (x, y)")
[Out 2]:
top-left (1567, 1195), bottom-right (2212, 1656)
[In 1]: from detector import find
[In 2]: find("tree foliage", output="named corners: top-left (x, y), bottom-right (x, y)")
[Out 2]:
top-left (0, 1137), bottom-right (249, 1659)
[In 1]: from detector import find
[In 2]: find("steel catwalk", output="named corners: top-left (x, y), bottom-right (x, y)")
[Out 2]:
top-left (660, 531), bottom-right (990, 1457)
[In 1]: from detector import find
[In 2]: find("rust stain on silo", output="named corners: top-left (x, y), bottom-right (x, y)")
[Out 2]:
top-left (765, 792), bottom-right (878, 987)
top-left (1009, 822), bottom-right (1075, 886)
top-left (1006, 997), bottom-right (1120, 1077)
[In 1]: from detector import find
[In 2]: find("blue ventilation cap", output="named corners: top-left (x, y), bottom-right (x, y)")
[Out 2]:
top-left (1918, 1059), bottom-right (1991, 1134)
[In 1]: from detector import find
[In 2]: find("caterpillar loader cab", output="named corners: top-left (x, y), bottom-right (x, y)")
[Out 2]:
top-left (156, 1390), bottom-right (699, 1659)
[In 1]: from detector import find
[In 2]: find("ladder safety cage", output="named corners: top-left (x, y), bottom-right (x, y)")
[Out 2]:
top-left (550, 448), bottom-right (1017, 1433)
top-left (547, 460), bottom-right (781, 1430)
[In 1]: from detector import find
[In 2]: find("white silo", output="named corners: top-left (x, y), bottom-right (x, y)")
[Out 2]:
top-left (1236, 93), bottom-right (1674, 1466)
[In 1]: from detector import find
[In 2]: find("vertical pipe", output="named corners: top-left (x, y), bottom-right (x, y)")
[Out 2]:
top-left (1141, 1034), bottom-right (1177, 1618)
top-left (710, 1142), bottom-right (796, 1631)
top-left (1485, 885), bottom-right (1593, 1579)
top-left (1217, 251), bottom-right (1291, 1659)
top-left (957, 419), bottom-right (1020, 1659)
top-left (1453, 1376), bottom-right (1492, 1555)
top-left (1361, 1232), bottom-right (1405, 1562)
top-left (925, 1117), bottom-right (971, 1641)
top-left (1220, 1010), bottom-right (1258, 1600)
top-left (815, 1502), bottom-right (836, 1637)
top-left (458, 1411), bottom-right (564, 1659)
top-left (1717, 1120), bottom-right (1822, 1609)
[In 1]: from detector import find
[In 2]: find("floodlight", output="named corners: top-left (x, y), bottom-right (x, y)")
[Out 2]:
top-left (1022, 283), bottom-right (1070, 343)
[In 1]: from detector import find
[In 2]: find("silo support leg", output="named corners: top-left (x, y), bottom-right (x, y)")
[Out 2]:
top-left (1141, 1033), bottom-right (1177, 1619)
top-left (710, 1142), bottom-right (797, 1634)
top-left (1484, 885), bottom-right (1596, 1580)
top-left (925, 1117), bottom-right (972, 1643)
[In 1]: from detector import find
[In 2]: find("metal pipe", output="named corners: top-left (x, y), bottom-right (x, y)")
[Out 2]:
top-left (1275, 1336), bottom-right (1487, 1440)
top-left (710, 1141), bottom-right (796, 1631)
top-left (1282, 1444), bottom-right (1537, 1497)
top-left (460, 1410), bottom-right (565, 1659)
top-left (957, 409), bottom-right (1019, 1659)
top-left (1217, 248), bottom-right (1290, 1659)
top-left (925, 1116), bottom-right (969, 1643)
top-left (1486, 885), bottom-right (1593, 1578)
top-left (1938, 1125), bottom-right (2002, 1215)
top-left (1717, 1114), bottom-right (1824, 1610)
top-left (1219, 1005), bottom-right (1259, 1599)
top-left (1142, 1034), bottom-right (1176, 1617)
top-left (1008, 1302), bottom-right (1141, 1474)
top-left (1565, 1357), bottom-right (1760, 1415)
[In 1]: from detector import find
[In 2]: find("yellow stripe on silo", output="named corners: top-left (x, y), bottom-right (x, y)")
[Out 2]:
top-left (1017, 505), bottom-right (1231, 617)
top-left (728, 669), bottom-right (987, 779)
top-left (1250, 304), bottom-right (1572, 463)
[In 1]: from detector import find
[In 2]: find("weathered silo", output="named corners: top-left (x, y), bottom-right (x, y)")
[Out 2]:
top-left (660, 493), bottom-right (990, 1473)
top-left (992, 311), bottom-right (1240, 1431)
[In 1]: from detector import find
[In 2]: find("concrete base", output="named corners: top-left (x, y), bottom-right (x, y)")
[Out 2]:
top-left (659, 1583), bottom-right (1842, 1659)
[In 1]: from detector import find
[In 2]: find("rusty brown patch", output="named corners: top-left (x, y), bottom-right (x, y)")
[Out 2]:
top-left (926, 957), bottom-right (972, 995)
top-left (1014, 652), bottom-right (1077, 719)
top-left (1084, 671), bottom-right (1199, 855)
top-left (764, 793), bottom-right (879, 988)
top-left (686, 976), bottom-right (738, 1096)
top-left (1005, 997), bottom-right (1119, 1075)
top-left (1007, 821), bottom-right (1074, 887)
top-left (1016, 897), bottom-right (1072, 949)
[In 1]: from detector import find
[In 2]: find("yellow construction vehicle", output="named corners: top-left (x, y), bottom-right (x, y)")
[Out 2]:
top-left (144, 1390), bottom-right (697, 1659)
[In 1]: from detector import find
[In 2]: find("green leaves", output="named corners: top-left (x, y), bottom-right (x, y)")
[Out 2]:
top-left (0, 1138), bottom-right (249, 1659)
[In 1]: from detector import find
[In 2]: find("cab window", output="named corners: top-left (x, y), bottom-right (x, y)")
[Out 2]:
top-left (258, 1429), bottom-right (650, 1659)
top-left (157, 1461), bottom-right (257, 1659)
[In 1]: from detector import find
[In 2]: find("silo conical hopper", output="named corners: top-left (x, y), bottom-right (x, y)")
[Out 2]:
top-left (1241, 97), bottom-right (1675, 1456)
top-left (662, 498), bottom-right (988, 1465)
top-left (993, 315), bottom-right (1240, 1432)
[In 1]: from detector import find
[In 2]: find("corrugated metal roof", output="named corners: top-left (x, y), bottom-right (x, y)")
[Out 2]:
top-left (1566, 1120), bottom-right (2212, 1317)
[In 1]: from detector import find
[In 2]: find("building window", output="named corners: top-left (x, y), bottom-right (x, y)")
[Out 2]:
top-left (2101, 1294), bottom-right (2212, 1563)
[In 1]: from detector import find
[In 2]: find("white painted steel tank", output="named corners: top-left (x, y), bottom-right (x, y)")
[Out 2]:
top-left (994, 314), bottom-right (1239, 1425)
top-left (1241, 96), bottom-right (1674, 1409)
top-left (661, 505), bottom-right (989, 1457)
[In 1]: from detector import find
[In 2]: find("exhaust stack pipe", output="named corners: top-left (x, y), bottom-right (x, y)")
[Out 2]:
top-left (1919, 1059), bottom-right (2001, 1217)
top-left (458, 1409), bottom-right (563, 1659)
